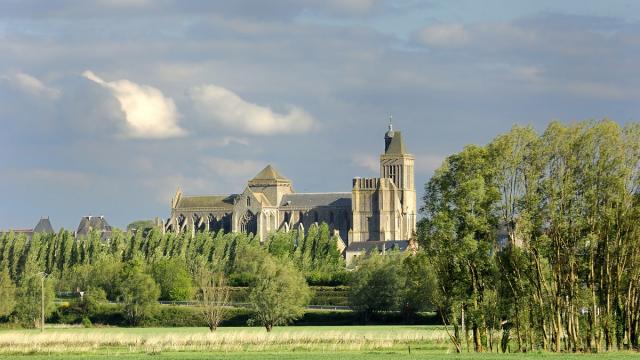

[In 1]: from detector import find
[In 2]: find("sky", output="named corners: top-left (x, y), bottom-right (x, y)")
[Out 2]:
top-left (1, 0), bottom-right (639, 231)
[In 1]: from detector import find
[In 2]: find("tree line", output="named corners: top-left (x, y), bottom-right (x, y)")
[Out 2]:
top-left (0, 216), bottom-right (436, 330)
top-left (0, 223), bottom-right (345, 329)
top-left (420, 120), bottom-right (640, 352)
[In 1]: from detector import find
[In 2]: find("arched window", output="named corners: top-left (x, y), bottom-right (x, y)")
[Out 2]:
top-left (239, 211), bottom-right (257, 234)
top-left (246, 196), bottom-right (251, 207)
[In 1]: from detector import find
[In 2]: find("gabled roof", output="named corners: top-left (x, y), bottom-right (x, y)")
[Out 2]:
top-left (251, 165), bottom-right (290, 182)
top-left (280, 193), bottom-right (352, 208)
top-left (384, 131), bottom-right (407, 154)
top-left (175, 194), bottom-right (237, 209)
top-left (33, 218), bottom-right (54, 234)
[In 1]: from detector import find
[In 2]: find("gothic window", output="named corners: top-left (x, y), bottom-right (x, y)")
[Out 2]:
top-left (246, 196), bottom-right (251, 207)
top-left (239, 211), bottom-right (257, 234)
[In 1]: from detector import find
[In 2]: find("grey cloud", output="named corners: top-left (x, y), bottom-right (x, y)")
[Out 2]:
top-left (0, 0), bottom-right (378, 20)
top-left (2, 72), bottom-right (61, 99)
top-left (1, 5), bottom-right (639, 230)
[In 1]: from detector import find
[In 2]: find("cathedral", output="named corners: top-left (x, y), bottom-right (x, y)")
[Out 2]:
top-left (166, 124), bottom-right (416, 250)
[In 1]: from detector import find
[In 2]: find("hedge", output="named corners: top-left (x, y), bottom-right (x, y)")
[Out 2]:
top-left (48, 303), bottom-right (439, 327)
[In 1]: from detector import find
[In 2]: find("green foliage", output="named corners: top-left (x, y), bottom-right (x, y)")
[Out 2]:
top-left (420, 120), bottom-right (640, 353)
top-left (349, 253), bottom-right (404, 317)
top-left (151, 258), bottom-right (194, 301)
top-left (0, 268), bottom-right (16, 317)
top-left (401, 252), bottom-right (436, 316)
top-left (126, 220), bottom-right (155, 232)
top-left (14, 274), bottom-right (55, 328)
top-left (117, 259), bottom-right (160, 325)
top-left (74, 286), bottom-right (107, 318)
top-left (248, 254), bottom-right (312, 331)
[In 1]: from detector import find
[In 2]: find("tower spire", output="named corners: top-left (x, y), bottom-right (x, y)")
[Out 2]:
top-left (388, 114), bottom-right (393, 132)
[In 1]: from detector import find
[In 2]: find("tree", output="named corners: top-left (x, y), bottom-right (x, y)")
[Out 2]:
top-left (420, 145), bottom-right (500, 352)
top-left (151, 258), bottom-right (194, 301)
top-left (401, 251), bottom-right (436, 319)
top-left (117, 259), bottom-right (160, 325)
top-left (14, 274), bottom-right (55, 328)
top-left (0, 268), bottom-right (16, 318)
top-left (248, 255), bottom-right (311, 332)
top-left (197, 268), bottom-right (230, 331)
top-left (89, 254), bottom-right (123, 301)
top-left (126, 219), bottom-right (155, 233)
top-left (348, 253), bottom-right (403, 320)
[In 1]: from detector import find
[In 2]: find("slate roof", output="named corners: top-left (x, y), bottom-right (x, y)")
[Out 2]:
top-left (76, 216), bottom-right (112, 236)
top-left (385, 131), bottom-right (407, 154)
top-left (251, 165), bottom-right (290, 182)
top-left (33, 218), bottom-right (54, 234)
top-left (346, 240), bottom-right (410, 252)
top-left (175, 195), bottom-right (237, 209)
top-left (280, 193), bottom-right (352, 208)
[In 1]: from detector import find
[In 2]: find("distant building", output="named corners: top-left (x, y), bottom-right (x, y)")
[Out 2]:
top-left (166, 123), bottom-right (417, 258)
top-left (75, 215), bottom-right (112, 241)
top-left (0, 217), bottom-right (55, 239)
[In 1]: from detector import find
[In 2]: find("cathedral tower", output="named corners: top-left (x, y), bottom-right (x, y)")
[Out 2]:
top-left (380, 122), bottom-right (416, 239)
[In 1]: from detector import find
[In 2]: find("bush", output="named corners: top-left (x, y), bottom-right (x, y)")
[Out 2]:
top-left (82, 317), bottom-right (92, 328)
top-left (227, 272), bottom-right (255, 287)
top-left (305, 270), bottom-right (350, 286)
top-left (50, 302), bottom-right (440, 327)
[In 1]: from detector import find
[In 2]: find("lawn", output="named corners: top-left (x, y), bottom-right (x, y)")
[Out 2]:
top-left (0, 326), bottom-right (638, 359)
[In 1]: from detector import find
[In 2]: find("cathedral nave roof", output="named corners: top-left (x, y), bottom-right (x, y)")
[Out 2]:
top-left (280, 193), bottom-right (351, 208)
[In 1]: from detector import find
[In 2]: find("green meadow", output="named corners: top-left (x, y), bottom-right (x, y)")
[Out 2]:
top-left (0, 326), bottom-right (638, 360)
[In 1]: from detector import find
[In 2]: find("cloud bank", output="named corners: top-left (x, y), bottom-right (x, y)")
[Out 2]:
top-left (82, 70), bottom-right (185, 139)
top-left (188, 84), bottom-right (316, 135)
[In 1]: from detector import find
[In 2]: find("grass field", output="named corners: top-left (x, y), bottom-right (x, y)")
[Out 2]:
top-left (0, 326), bottom-right (639, 359)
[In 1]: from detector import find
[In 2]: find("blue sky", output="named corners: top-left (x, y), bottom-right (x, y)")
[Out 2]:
top-left (1, 0), bottom-right (639, 230)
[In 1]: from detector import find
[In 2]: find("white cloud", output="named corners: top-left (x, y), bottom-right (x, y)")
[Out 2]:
top-left (4, 72), bottom-right (61, 99)
top-left (418, 23), bottom-right (470, 47)
top-left (188, 84), bottom-right (316, 135)
top-left (82, 70), bottom-right (186, 139)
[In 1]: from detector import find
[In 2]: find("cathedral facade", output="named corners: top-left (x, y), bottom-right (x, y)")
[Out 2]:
top-left (166, 125), bottom-right (416, 247)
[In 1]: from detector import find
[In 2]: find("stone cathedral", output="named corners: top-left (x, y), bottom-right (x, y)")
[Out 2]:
top-left (166, 124), bottom-right (416, 249)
